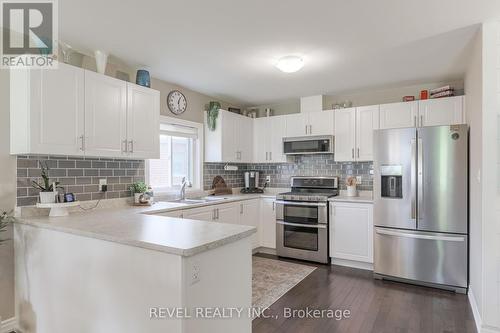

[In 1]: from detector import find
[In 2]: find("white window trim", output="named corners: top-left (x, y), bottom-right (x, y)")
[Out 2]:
top-left (146, 116), bottom-right (204, 195)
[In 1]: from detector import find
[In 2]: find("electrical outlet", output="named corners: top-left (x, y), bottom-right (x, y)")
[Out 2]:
top-left (265, 175), bottom-right (271, 183)
top-left (191, 263), bottom-right (200, 285)
top-left (356, 176), bottom-right (362, 184)
top-left (99, 179), bottom-right (107, 192)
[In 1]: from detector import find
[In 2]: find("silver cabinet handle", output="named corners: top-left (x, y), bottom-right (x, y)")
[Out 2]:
top-left (309, 125), bottom-right (312, 134)
top-left (79, 135), bottom-right (85, 151)
top-left (269, 151), bottom-right (272, 161)
top-left (265, 152), bottom-right (268, 161)
top-left (122, 140), bottom-right (128, 153)
top-left (272, 201), bottom-right (275, 211)
top-left (357, 148), bottom-right (360, 158)
top-left (351, 148), bottom-right (354, 159)
top-left (305, 125), bottom-right (308, 135)
top-left (240, 203), bottom-right (243, 214)
top-left (128, 140), bottom-right (134, 153)
top-left (376, 228), bottom-right (465, 242)
top-left (420, 115), bottom-right (424, 127)
top-left (414, 116), bottom-right (417, 127)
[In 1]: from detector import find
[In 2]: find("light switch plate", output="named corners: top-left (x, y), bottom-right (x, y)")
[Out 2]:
top-left (356, 176), bottom-right (362, 183)
top-left (99, 179), bottom-right (107, 192)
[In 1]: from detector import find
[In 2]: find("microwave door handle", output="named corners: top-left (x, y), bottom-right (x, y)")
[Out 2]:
top-left (277, 221), bottom-right (327, 229)
top-left (410, 139), bottom-right (417, 221)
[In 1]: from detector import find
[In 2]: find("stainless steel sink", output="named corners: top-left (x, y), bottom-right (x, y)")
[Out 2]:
top-left (171, 199), bottom-right (207, 204)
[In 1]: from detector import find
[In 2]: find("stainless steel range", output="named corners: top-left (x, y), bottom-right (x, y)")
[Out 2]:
top-left (276, 176), bottom-right (339, 264)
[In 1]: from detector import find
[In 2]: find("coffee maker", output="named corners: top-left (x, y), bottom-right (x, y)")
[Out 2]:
top-left (241, 171), bottom-right (264, 194)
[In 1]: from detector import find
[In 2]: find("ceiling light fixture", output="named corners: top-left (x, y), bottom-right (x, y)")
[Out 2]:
top-left (275, 55), bottom-right (304, 73)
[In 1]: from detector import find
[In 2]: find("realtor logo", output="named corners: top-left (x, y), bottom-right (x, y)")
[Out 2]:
top-left (1, 0), bottom-right (58, 68)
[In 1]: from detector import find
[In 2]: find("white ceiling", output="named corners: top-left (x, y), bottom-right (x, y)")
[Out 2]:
top-left (59, 0), bottom-right (500, 106)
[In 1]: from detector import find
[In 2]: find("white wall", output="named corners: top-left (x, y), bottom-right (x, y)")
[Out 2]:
top-left (465, 21), bottom-right (500, 332)
top-left (465, 27), bottom-right (484, 319)
top-left (0, 69), bottom-right (16, 321)
top-left (252, 80), bottom-right (464, 116)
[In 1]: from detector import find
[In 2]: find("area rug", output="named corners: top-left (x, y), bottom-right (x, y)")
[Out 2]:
top-left (252, 256), bottom-right (316, 310)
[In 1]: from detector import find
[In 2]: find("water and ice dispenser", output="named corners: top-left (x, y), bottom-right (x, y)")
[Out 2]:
top-left (380, 165), bottom-right (403, 198)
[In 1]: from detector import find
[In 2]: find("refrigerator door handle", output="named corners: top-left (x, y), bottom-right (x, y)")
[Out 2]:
top-left (410, 139), bottom-right (417, 220)
top-left (375, 228), bottom-right (466, 242)
top-left (417, 138), bottom-right (423, 221)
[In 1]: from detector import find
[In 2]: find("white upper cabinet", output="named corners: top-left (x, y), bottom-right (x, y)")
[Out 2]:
top-left (308, 110), bottom-right (335, 136)
top-left (334, 108), bottom-right (356, 162)
top-left (356, 105), bottom-right (379, 161)
top-left (84, 70), bottom-right (128, 158)
top-left (253, 117), bottom-right (268, 163)
top-left (10, 62), bottom-right (160, 158)
top-left (269, 116), bottom-right (287, 162)
top-left (334, 106), bottom-right (379, 162)
top-left (285, 111), bottom-right (334, 137)
top-left (253, 116), bottom-right (287, 163)
top-left (205, 110), bottom-right (253, 163)
top-left (10, 62), bottom-right (85, 155)
top-left (126, 83), bottom-right (160, 159)
top-left (379, 96), bottom-right (464, 129)
top-left (418, 96), bottom-right (464, 127)
top-left (284, 113), bottom-right (308, 137)
top-left (379, 101), bottom-right (418, 129)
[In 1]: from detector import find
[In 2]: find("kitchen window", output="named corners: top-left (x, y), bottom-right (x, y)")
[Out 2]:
top-left (146, 117), bottom-right (203, 193)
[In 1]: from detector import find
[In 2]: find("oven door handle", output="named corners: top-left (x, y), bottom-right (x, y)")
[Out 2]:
top-left (276, 221), bottom-right (327, 229)
top-left (275, 200), bottom-right (327, 207)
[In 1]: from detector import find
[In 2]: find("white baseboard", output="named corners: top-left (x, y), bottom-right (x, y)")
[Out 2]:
top-left (468, 288), bottom-right (500, 333)
top-left (468, 288), bottom-right (483, 333)
top-left (1, 317), bottom-right (17, 333)
top-left (331, 258), bottom-right (373, 271)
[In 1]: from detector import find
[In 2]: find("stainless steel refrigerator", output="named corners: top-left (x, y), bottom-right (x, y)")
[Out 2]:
top-left (373, 124), bottom-right (468, 293)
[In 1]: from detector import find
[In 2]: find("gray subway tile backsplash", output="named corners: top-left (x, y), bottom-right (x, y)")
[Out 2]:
top-left (16, 155), bottom-right (145, 206)
top-left (204, 154), bottom-right (373, 191)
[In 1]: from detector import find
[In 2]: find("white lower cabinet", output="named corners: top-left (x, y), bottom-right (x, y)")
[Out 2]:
top-left (238, 199), bottom-right (260, 249)
top-left (260, 198), bottom-right (276, 249)
top-left (215, 203), bottom-right (240, 224)
top-left (158, 198), bottom-right (275, 250)
top-left (183, 206), bottom-right (214, 222)
top-left (330, 201), bottom-right (373, 264)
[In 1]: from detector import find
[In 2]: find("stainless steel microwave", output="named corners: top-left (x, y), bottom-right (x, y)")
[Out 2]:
top-left (283, 135), bottom-right (334, 155)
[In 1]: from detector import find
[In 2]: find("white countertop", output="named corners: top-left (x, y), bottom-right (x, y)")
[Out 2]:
top-left (16, 200), bottom-right (263, 257)
top-left (329, 191), bottom-right (373, 203)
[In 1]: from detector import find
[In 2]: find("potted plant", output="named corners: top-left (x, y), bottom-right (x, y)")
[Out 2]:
top-left (0, 211), bottom-right (15, 245)
top-left (207, 101), bottom-right (221, 131)
top-left (31, 161), bottom-right (60, 204)
top-left (345, 176), bottom-right (358, 197)
top-left (130, 181), bottom-right (148, 204)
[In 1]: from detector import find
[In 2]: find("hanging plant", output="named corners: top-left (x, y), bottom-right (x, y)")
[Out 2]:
top-left (207, 101), bottom-right (221, 131)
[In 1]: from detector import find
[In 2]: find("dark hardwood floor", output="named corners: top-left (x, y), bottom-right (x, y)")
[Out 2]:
top-left (252, 254), bottom-right (476, 333)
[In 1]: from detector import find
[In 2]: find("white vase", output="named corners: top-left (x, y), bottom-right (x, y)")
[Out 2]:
top-left (94, 50), bottom-right (108, 74)
top-left (346, 185), bottom-right (357, 197)
top-left (134, 193), bottom-right (142, 204)
top-left (39, 191), bottom-right (56, 204)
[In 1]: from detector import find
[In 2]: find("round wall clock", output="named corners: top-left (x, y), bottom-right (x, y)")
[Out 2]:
top-left (167, 90), bottom-right (187, 115)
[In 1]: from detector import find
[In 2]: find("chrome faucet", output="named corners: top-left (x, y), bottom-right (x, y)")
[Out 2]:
top-left (180, 177), bottom-right (190, 200)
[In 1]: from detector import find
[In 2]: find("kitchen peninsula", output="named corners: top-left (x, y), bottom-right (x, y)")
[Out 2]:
top-left (14, 202), bottom-right (255, 333)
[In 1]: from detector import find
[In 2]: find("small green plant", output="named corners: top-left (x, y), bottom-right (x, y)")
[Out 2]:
top-left (130, 181), bottom-right (148, 194)
top-left (31, 161), bottom-right (60, 192)
top-left (207, 101), bottom-right (221, 131)
top-left (0, 211), bottom-right (15, 245)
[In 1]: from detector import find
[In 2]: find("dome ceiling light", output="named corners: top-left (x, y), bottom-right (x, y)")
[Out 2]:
top-left (275, 55), bottom-right (304, 73)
